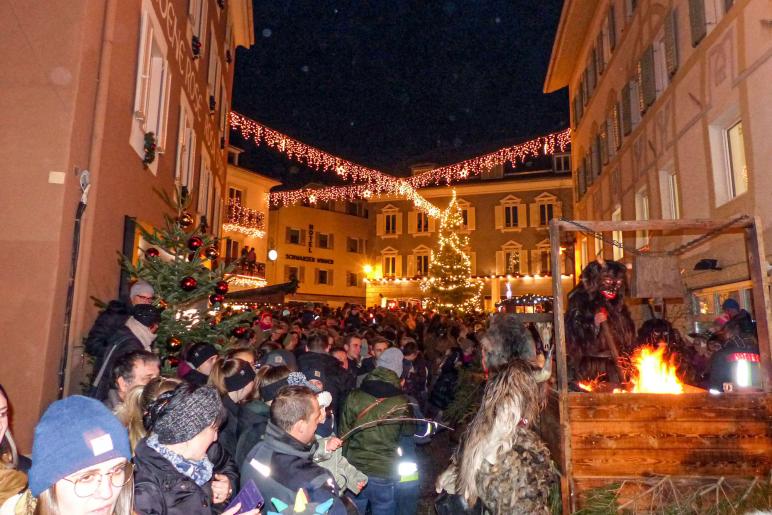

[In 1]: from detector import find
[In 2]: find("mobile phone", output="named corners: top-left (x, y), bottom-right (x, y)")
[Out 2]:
top-left (225, 479), bottom-right (264, 513)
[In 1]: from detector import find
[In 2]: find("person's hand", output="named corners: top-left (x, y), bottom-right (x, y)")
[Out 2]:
top-left (357, 479), bottom-right (367, 491)
top-left (326, 436), bottom-right (343, 452)
top-left (211, 473), bottom-right (232, 505)
top-left (221, 503), bottom-right (260, 515)
top-left (594, 310), bottom-right (608, 327)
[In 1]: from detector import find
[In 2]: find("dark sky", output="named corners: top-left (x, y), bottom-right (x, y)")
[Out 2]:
top-left (231, 0), bottom-right (568, 186)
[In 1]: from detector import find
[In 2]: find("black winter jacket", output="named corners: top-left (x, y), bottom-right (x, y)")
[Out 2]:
top-left (90, 326), bottom-right (144, 401)
top-left (297, 351), bottom-right (350, 416)
top-left (84, 300), bottom-right (131, 358)
top-left (133, 438), bottom-right (239, 515)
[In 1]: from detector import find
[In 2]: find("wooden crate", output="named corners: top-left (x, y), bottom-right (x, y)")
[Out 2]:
top-left (538, 391), bottom-right (772, 510)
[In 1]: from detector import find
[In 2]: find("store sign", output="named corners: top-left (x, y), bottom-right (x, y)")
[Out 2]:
top-left (286, 254), bottom-right (334, 265)
top-left (308, 224), bottom-right (314, 253)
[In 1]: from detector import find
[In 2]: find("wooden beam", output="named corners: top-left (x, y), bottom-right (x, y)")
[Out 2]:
top-left (549, 220), bottom-right (573, 514)
top-left (745, 216), bottom-right (772, 392)
top-left (556, 218), bottom-right (751, 233)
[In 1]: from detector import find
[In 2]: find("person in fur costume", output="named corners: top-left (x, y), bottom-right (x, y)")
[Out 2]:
top-left (565, 257), bottom-right (635, 383)
top-left (435, 314), bottom-right (555, 514)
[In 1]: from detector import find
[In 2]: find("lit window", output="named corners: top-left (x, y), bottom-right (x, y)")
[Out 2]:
top-left (416, 255), bottom-right (429, 276)
top-left (709, 115), bottom-right (748, 205)
top-left (383, 256), bottom-right (397, 277)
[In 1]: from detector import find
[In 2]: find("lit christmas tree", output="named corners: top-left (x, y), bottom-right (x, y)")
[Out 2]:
top-left (422, 190), bottom-right (483, 312)
top-left (122, 189), bottom-right (253, 364)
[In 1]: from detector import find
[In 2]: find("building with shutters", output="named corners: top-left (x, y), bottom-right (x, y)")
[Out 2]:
top-left (222, 147), bottom-right (281, 289)
top-left (364, 158), bottom-right (575, 310)
top-left (0, 0), bottom-right (253, 451)
top-left (264, 196), bottom-right (371, 306)
top-left (545, 0), bottom-right (772, 331)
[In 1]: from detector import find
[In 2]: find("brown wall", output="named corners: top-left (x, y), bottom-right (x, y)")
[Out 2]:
top-left (0, 0), bottom-right (241, 451)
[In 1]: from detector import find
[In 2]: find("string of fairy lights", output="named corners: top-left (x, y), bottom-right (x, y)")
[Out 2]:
top-left (229, 112), bottom-right (570, 211)
top-left (222, 199), bottom-right (266, 238)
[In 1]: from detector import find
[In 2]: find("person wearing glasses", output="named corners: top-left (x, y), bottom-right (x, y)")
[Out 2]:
top-left (11, 396), bottom-right (135, 515)
top-left (84, 280), bottom-right (155, 361)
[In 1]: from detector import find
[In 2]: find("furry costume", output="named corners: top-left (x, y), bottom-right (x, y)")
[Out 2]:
top-left (436, 360), bottom-right (555, 514)
top-left (565, 259), bottom-right (635, 383)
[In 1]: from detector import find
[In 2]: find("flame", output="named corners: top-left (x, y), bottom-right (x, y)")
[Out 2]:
top-left (577, 381), bottom-right (594, 392)
top-left (629, 345), bottom-right (684, 394)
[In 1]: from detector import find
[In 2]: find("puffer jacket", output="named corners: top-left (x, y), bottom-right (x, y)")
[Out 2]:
top-left (339, 367), bottom-right (410, 479)
top-left (83, 300), bottom-right (131, 358)
top-left (133, 438), bottom-right (238, 515)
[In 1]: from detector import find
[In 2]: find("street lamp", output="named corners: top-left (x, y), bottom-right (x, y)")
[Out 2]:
top-left (268, 249), bottom-right (278, 261)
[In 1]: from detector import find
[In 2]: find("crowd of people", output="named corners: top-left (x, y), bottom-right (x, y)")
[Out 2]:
top-left (0, 280), bottom-right (522, 515)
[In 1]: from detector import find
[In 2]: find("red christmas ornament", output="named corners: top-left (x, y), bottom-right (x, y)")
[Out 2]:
top-left (177, 211), bottom-right (194, 229)
top-left (167, 356), bottom-right (181, 368)
top-left (187, 236), bottom-right (204, 251)
top-left (203, 246), bottom-right (219, 260)
top-left (168, 336), bottom-right (182, 348)
top-left (145, 247), bottom-right (160, 258)
top-left (232, 326), bottom-right (248, 338)
top-left (214, 281), bottom-right (229, 295)
top-left (180, 276), bottom-right (198, 291)
top-left (210, 294), bottom-right (225, 304)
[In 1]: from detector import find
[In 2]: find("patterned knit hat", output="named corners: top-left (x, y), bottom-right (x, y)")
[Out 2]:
top-left (149, 384), bottom-right (224, 445)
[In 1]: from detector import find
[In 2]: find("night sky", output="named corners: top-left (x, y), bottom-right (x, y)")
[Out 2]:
top-left (231, 0), bottom-right (568, 188)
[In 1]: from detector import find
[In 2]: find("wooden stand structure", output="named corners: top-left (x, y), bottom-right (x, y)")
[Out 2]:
top-left (544, 217), bottom-right (772, 513)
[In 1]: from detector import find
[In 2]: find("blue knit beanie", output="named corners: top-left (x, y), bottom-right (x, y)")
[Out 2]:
top-left (29, 396), bottom-right (131, 496)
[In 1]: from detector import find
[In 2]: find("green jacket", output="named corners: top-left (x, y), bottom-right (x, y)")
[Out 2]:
top-left (339, 367), bottom-right (410, 479)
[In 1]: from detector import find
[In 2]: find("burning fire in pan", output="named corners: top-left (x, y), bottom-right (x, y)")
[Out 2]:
top-left (577, 344), bottom-right (685, 394)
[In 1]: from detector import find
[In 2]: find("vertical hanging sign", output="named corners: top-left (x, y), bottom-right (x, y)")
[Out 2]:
top-left (308, 224), bottom-right (314, 254)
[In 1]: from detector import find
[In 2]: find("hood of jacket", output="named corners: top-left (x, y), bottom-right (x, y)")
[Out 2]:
top-left (360, 367), bottom-right (403, 398)
top-left (263, 421), bottom-right (318, 459)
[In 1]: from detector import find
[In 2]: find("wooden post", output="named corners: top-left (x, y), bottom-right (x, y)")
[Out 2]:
top-left (550, 220), bottom-right (573, 513)
top-left (745, 217), bottom-right (772, 392)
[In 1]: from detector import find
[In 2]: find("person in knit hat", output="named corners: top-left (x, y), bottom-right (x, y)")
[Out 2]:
top-left (24, 396), bottom-right (134, 515)
top-left (133, 383), bottom-right (240, 514)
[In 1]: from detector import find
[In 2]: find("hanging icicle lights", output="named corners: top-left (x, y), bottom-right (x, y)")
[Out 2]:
top-left (229, 112), bottom-right (569, 210)
top-left (222, 199), bottom-right (266, 238)
top-left (230, 112), bottom-right (440, 217)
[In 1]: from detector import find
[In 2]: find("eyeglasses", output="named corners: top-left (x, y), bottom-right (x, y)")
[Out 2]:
top-left (135, 295), bottom-right (154, 301)
top-left (62, 461), bottom-right (134, 498)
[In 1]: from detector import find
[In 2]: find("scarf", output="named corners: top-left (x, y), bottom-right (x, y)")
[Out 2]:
top-left (146, 435), bottom-right (213, 486)
top-left (125, 317), bottom-right (157, 351)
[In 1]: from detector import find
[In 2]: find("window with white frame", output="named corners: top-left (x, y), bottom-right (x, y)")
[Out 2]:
top-left (377, 206), bottom-right (401, 237)
top-left (228, 187), bottom-right (243, 204)
top-left (346, 272), bottom-right (359, 287)
top-left (457, 199), bottom-right (475, 232)
top-left (497, 241), bottom-right (527, 275)
top-left (385, 214), bottom-right (397, 234)
top-left (224, 11), bottom-right (234, 67)
top-left (709, 113), bottom-right (749, 205)
top-left (495, 195), bottom-right (526, 231)
top-left (532, 240), bottom-right (553, 275)
top-left (653, 27), bottom-right (670, 96)
top-left (316, 269), bottom-right (331, 285)
top-left (317, 233), bottom-right (333, 249)
top-left (207, 29), bottom-right (222, 114)
top-left (417, 211), bottom-right (429, 233)
top-left (212, 181), bottom-right (222, 237)
top-left (611, 206), bottom-right (624, 260)
top-left (287, 228), bottom-right (301, 245)
top-left (219, 87), bottom-right (229, 148)
top-left (553, 153), bottom-right (571, 173)
top-left (532, 192), bottom-right (562, 227)
top-left (175, 96), bottom-right (196, 190)
top-left (381, 248), bottom-right (400, 277)
top-left (285, 265), bottom-right (302, 283)
top-left (409, 245), bottom-right (431, 277)
top-left (131, 8), bottom-right (172, 171)
top-left (635, 187), bottom-right (650, 248)
top-left (189, 0), bottom-right (207, 42)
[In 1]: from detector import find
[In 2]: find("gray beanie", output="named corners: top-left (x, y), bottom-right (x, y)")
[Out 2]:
top-left (377, 347), bottom-right (404, 378)
top-left (152, 385), bottom-right (223, 444)
top-left (130, 280), bottom-right (154, 298)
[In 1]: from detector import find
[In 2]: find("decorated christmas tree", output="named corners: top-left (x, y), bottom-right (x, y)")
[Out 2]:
top-left (422, 190), bottom-right (483, 311)
top-left (122, 189), bottom-right (253, 364)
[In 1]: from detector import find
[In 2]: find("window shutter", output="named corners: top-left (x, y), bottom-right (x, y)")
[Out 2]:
top-left (688, 0), bottom-right (707, 47)
top-left (494, 205), bottom-right (504, 229)
top-left (300, 229), bottom-right (307, 246)
top-left (576, 81), bottom-right (585, 119)
top-left (328, 234), bottom-right (334, 249)
top-left (376, 214), bottom-right (385, 236)
top-left (531, 251), bottom-right (541, 275)
top-left (664, 9), bottom-right (679, 76)
top-left (133, 14), bottom-right (153, 122)
top-left (395, 213), bottom-right (403, 234)
top-left (587, 50), bottom-right (597, 94)
top-left (314, 232), bottom-right (320, 248)
top-left (495, 251), bottom-right (504, 275)
top-left (578, 161), bottom-right (586, 196)
top-left (285, 227), bottom-right (292, 243)
top-left (467, 207), bottom-right (476, 231)
top-left (314, 268), bottom-right (320, 284)
top-left (600, 121), bottom-right (609, 165)
top-left (640, 46), bottom-right (656, 110)
top-left (470, 252), bottom-right (477, 275)
top-left (298, 266), bottom-right (305, 283)
top-left (554, 201), bottom-right (563, 220)
top-left (407, 255), bottom-right (415, 277)
top-left (519, 251), bottom-right (529, 275)
top-left (608, 6), bottom-right (617, 50)
top-left (529, 204), bottom-right (540, 227)
top-left (428, 216), bottom-right (436, 232)
top-left (591, 137), bottom-right (601, 181)
top-left (284, 266), bottom-right (290, 282)
top-left (395, 255), bottom-right (403, 277)
top-left (328, 270), bottom-right (334, 286)
top-left (517, 204), bottom-right (528, 228)
top-left (596, 34), bottom-right (605, 76)
top-left (408, 211), bottom-right (417, 234)
top-left (621, 84), bottom-right (632, 135)
top-left (613, 103), bottom-right (622, 148)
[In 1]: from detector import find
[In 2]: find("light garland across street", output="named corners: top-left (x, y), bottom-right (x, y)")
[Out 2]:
top-left (229, 112), bottom-right (570, 211)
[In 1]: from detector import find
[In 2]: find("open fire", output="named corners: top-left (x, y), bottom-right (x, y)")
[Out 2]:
top-left (576, 344), bottom-right (685, 394)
